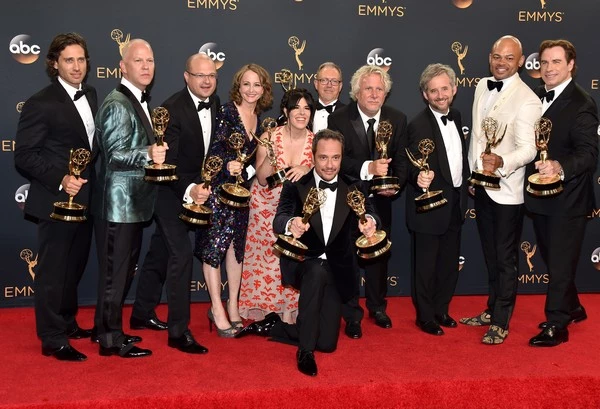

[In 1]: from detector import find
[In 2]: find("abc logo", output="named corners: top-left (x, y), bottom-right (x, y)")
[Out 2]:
top-left (9, 34), bottom-right (41, 64)
top-left (366, 48), bottom-right (392, 71)
top-left (458, 255), bottom-right (466, 271)
top-left (525, 53), bottom-right (541, 79)
top-left (15, 184), bottom-right (30, 210)
top-left (591, 247), bottom-right (600, 270)
top-left (16, 101), bottom-right (25, 113)
top-left (199, 42), bottom-right (225, 69)
top-left (461, 126), bottom-right (470, 137)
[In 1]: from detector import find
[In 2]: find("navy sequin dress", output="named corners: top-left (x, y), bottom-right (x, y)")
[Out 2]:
top-left (194, 101), bottom-right (260, 267)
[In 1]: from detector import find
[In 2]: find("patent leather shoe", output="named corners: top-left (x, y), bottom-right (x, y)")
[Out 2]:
top-left (435, 314), bottom-right (457, 328)
top-left (297, 349), bottom-right (317, 377)
top-left (66, 325), bottom-right (93, 339)
top-left (344, 321), bottom-right (362, 339)
top-left (42, 344), bottom-right (87, 361)
top-left (168, 331), bottom-right (208, 354)
top-left (90, 327), bottom-right (142, 345)
top-left (416, 320), bottom-right (444, 336)
top-left (538, 306), bottom-right (587, 329)
top-left (130, 316), bottom-right (168, 331)
top-left (369, 311), bottom-right (392, 328)
top-left (529, 326), bottom-right (569, 347)
top-left (235, 312), bottom-right (281, 338)
top-left (99, 342), bottom-right (152, 358)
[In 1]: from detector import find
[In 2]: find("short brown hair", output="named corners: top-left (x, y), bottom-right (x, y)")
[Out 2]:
top-left (229, 63), bottom-right (273, 114)
top-left (539, 39), bottom-right (577, 77)
top-left (312, 128), bottom-right (344, 155)
top-left (46, 32), bottom-right (90, 78)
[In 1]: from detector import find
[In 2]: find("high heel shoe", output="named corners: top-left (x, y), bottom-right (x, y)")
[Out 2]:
top-left (207, 308), bottom-right (238, 338)
top-left (226, 299), bottom-right (244, 329)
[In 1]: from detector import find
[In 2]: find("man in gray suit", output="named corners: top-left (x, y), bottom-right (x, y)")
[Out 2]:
top-left (94, 39), bottom-right (167, 358)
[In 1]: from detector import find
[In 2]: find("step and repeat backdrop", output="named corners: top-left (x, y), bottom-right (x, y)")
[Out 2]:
top-left (2, 0), bottom-right (599, 307)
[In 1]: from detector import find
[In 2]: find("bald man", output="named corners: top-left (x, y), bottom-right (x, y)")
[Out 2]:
top-left (94, 39), bottom-right (167, 358)
top-left (462, 35), bottom-right (541, 344)
top-left (130, 53), bottom-right (220, 354)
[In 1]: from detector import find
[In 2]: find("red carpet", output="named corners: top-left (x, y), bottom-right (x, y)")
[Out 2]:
top-left (1, 294), bottom-right (599, 409)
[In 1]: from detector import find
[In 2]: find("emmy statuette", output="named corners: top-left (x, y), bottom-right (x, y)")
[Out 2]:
top-left (370, 121), bottom-right (401, 194)
top-left (253, 117), bottom-right (290, 189)
top-left (179, 156), bottom-right (224, 225)
top-left (50, 148), bottom-right (91, 222)
top-left (468, 117), bottom-right (506, 190)
top-left (217, 132), bottom-right (257, 208)
top-left (405, 139), bottom-right (448, 213)
top-left (347, 189), bottom-right (391, 259)
top-left (273, 187), bottom-right (327, 261)
top-left (526, 117), bottom-right (563, 196)
top-left (144, 107), bottom-right (178, 182)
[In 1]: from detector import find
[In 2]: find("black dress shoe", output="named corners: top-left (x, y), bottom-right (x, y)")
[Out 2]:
top-left (235, 312), bottom-right (281, 338)
top-left (42, 345), bottom-right (87, 361)
top-left (168, 331), bottom-right (208, 354)
top-left (66, 326), bottom-right (93, 339)
top-left (435, 314), bottom-right (457, 328)
top-left (297, 349), bottom-right (317, 377)
top-left (99, 342), bottom-right (152, 358)
top-left (538, 305), bottom-right (588, 329)
top-left (344, 321), bottom-right (362, 339)
top-left (369, 311), bottom-right (392, 329)
top-left (529, 326), bottom-right (569, 347)
top-left (130, 316), bottom-right (168, 331)
top-left (416, 320), bottom-right (444, 336)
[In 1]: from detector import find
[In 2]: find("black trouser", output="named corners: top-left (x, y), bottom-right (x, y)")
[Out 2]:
top-left (474, 188), bottom-right (524, 330)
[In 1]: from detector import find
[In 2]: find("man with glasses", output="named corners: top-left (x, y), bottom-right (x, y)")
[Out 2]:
top-left (129, 53), bottom-right (219, 353)
top-left (312, 62), bottom-right (345, 133)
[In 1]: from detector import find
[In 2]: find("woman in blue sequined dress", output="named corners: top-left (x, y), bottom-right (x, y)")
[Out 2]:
top-left (195, 64), bottom-right (273, 336)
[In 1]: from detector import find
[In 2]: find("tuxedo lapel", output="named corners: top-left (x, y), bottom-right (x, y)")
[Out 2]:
top-left (116, 84), bottom-right (154, 142)
top-left (540, 82), bottom-right (574, 119)
top-left (425, 108), bottom-right (453, 185)
top-left (52, 82), bottom-right (92, 151)
top-left (328, 178), bottom-right (351, 244)
top-left (182, 90), bottom-right (205, 153)
top-left (350, 104), bottom-right (370, 154)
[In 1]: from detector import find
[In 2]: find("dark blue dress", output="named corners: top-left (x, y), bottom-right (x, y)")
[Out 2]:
top-left (194, 101), bottom-right (260, 267)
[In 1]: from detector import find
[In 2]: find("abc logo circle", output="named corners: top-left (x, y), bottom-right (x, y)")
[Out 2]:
top-left (199, 42), bottom-right (225, 69)
top-left (452, 0), bottom-right (473, 8)
top-left (15, 184), bottom-right (30, 210)
top-left (525, 53), bottom-right (541, 79)
top-left (9, 34), bottom-right (41, 64)
top-left (591, 247), bottom-right (600, 270)
top-left (458, 255), bottom-right (466, 271)
top-left (367, 48), bottom-right (392, 71)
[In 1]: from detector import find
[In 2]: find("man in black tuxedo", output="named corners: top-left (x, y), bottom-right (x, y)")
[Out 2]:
top-left (94, 39), bottom-right (167, 358)
top-left (527, 39), bottom-right (598, 347)
top-left (14, 33), bottom-right (97, 361)
top-left (236, 129), bottom-right (379, 376)
top-left (328, 65), bottom-right (408, 338)
top-left (312, 62), bottom-right (345, 133)
top-left (406, 64), bottom-right (469, 337)
top-left (129, 53), bottom-right (219, 353)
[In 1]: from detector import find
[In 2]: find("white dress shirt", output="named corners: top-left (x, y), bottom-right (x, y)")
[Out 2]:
top-left (58, 76), bottom-right (94, 149)
top-left (312, 99), bottom-right (338, 134)
top-left (357, 106), bottom-right (382, 180)
top-left (430, 107), bottom-right (463, 187)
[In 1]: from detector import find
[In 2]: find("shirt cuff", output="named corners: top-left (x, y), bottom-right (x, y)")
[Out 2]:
top-left (360, 161), bottom-right (374, 181)
top-left (183, 183), bottom-right (195, 204)
top-left (285, 218), bottom-right (294, 235)
top-left (246, 165), bottom-right (256, 180)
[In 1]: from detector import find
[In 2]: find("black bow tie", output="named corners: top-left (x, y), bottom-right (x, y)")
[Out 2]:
top-left (541, 90), bottom-right (555, 103)
top-left (197, 100), bottom-right (212, 111)
top-left (319, 180), bottom-right (338, 191)
top-left (316, 102), bottom-right (334, 114)
top-left (441, 111), bottom-right (454, 126)
top-left (141, 90), bottom-right (151, 103)
top-left (487, 80), bottom-right (503, 92)
top-left (73, 88), bottom-right (90, 101)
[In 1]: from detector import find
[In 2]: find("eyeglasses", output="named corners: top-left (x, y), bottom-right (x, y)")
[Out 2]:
top-left (316, 78), bottom-right (341, 86)
top-left (186, 72), bottom-right (217, 80)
